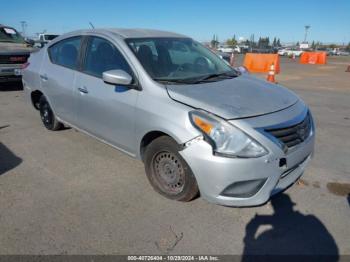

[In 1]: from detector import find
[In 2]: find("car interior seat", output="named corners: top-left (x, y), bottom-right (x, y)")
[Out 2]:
top-left (136, 45), bottom-right (156, 77)
top-left (156, 45), bottom-right (174, 77)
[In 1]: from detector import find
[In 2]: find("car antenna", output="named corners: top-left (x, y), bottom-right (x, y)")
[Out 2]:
top-left (89, 22), bottom-right (95, 29)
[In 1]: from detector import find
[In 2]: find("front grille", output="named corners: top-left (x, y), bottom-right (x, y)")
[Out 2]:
top-left (265, 113), bottom-right (312, 149)
top-left (0, 54), bottom-right (29, 64)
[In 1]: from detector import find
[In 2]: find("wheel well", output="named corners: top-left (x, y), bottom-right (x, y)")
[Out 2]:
top-left (31, 90), bottom-right (43, 110)
top-left (140, 131), bottom-right (170, 161)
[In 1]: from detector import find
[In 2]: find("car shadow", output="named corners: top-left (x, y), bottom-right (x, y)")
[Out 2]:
top-left (0, 81), bottom-right (23, 91)
top-left (242, 193), bottom-right (339, 261)
top-left (60, 125), bottom-right (72, 131)
top-left (347, 194), bottom-right (350, 207)
top-left (0, 143), bottom-right (22, 176)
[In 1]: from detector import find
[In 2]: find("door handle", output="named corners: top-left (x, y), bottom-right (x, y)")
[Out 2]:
top-left (40, 74), bottom-right (48, 81)
top-left (78, 86), bottom-right (89, 94)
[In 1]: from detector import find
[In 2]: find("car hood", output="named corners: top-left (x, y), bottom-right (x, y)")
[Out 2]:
top-left (166, 74), bottom-right (299, 119)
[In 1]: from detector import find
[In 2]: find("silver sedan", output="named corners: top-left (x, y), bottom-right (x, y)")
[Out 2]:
top-left (22, 28), bottom-right (315, 206)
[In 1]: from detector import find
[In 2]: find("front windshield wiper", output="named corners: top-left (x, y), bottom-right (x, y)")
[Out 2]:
top-left (191, 71), bottom-right (239, 84)
top-left (153, 78), bottom-right (199, 85)
top-left (154, 71), bottom-right (239, 85)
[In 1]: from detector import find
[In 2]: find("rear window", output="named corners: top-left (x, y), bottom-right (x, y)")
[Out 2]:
top-left (0, 27), bottom-right (25, 44)
top-left (48, 37), bottom-right (82, 70)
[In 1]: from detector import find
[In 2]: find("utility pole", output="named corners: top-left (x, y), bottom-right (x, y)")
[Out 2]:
top-left (304, 25), bottom-right (310, 43)
top-left (20, 21), bottom-right (27, 37)
top-left (249, 34), bottom-right (255, 50)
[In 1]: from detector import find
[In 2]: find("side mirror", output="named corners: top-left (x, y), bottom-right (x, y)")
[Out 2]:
top-left (102, 70), bottom-right (133, 86)
top-left (234, 66), bottom-right (249, 74)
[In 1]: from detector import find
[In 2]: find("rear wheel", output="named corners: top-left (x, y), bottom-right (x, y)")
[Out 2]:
top-left (144, 136), bottom-right (199, 201)
top-left (39, 96), bottom-right (63, 131)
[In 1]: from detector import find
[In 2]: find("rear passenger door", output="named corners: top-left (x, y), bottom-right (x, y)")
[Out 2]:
top-left (42, 36), bottom-right (82, 124)
top-left (74, 36), bottom-right (139, 155)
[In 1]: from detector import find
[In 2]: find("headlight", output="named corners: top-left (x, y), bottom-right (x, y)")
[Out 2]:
top-left (189, 110), bottom-right (267, 158)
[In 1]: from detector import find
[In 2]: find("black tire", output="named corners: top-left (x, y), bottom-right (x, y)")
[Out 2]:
top-left (144, 136), bottom-right (199, 202)
top-left (39, 96), bottom-right (63, 131)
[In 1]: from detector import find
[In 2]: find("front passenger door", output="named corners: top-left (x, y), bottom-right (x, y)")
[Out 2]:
top-left (74, 36), bottom-right (139, 155)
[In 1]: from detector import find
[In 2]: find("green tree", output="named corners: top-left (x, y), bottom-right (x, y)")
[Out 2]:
top-left (257, 37), bottom-right (270, 48)
top-left (296, 41), bottom-right (300, 47)
top-left (249, 34), bottom-right (256, 48)
top-left (276, 38), bottom-right (281, 47)
top-left (211, 34), bottom-right (219, 49)
top-left (226, 35), bottom-right (237, 47)
top-left (272, 37), bottom-right (277, 47)
top-left (315, 41), bottom-right (322, 49)
top-left (311, 41), bottom-right (316, 49)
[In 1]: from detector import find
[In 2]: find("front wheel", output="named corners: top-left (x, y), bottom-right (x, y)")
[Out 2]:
top-left (39, 96), bottom-right (63, 131)
top-left (144, 136), bottom-right (199, 201)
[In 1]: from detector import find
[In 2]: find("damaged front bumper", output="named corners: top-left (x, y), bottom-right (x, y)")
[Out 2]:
top-left (179, 103), bottom-right (315, 207)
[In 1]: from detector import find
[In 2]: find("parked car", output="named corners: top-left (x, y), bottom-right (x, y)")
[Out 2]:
top-left (337, 50), bottom-right (350, 56)
top-left (24, 37), bottom-right (35, 47)
top-left (0, 24), bottom-right (34, 82)
top-left (214, 50), bottom-right (231, 64)
top-left (35, 33), bottom-right (59, 48)
top-left (329, 48), bottom-right (339, 56)
top-left (22, 29), bottom-right (315, 206)
top-left (278, 47), bottom-right (303, 57)
top-left (315, 47), bottom-right (332, 56)
top-left (250, 47), bottom-right (276, 54)
top-left (217, 45), bottom-right (240, 53)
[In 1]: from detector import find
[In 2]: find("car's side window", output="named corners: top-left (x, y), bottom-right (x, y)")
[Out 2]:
top-left (48, 37), bottom-right (81, 70)
top-left (83, 37), bottom-right (132, 78)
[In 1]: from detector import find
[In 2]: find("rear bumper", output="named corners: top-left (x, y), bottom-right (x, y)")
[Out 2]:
top-left (0, 75), bottom-right (22, 82)
top-left (0, 64), bottom-right (22, 82)
top-left (179, 103), bottom-right (315, 207)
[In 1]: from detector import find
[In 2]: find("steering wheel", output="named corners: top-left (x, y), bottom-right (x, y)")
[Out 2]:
top-left (168, 64), bottom-right (185, 78)
top-left (194, 57), bottom-right (209, 72)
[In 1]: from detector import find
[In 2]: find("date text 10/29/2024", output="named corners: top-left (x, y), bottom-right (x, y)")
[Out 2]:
top-left (127, 255), bottom-right (220, 261)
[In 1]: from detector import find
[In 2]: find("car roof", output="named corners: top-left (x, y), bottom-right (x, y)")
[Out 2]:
top-left (65, 28), bottom-right (189, 39)
top-left (0, 24), bottom-right (16, 30)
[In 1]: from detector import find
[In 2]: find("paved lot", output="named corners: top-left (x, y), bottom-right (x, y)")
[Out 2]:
top-left (1, 56), bottom-right (350, 255)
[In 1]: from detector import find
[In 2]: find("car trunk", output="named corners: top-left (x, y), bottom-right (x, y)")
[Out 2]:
top-left (0, 43), bottom-right (32, 64)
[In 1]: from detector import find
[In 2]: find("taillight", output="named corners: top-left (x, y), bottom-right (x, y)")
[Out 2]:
top-left (21, 62), bottom-right (30, 69)
top-left (10, 56), bottom-right (27, 62)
